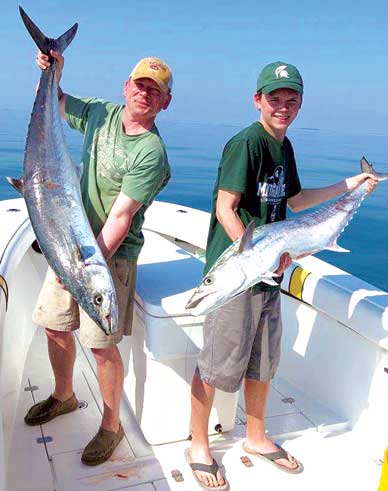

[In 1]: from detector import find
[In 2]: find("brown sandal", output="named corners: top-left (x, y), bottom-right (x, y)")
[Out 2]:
top-left (184, 448), bottom-right (229, 490)
top-left (242, 441), bottom-right (304, 474)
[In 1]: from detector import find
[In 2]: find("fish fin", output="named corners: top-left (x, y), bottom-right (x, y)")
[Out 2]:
top-left (71, 244), bottom-right (89, 267)
top-left (260, 277), bottom-right (279, 287)
top-left (74, 162), bottom-right (84, 181)
top-left (325, 243), bottom-right (350, 253)
top-left (68, 226), bottom-right (97, 265)
top-left (71, 245), bottom-right (97, 267)
top-left (19, 7), bottom-right (78, 56)
top-left (360, 156), bottom-right (376, 176)
top-left (239, 221), bottom-right (255, 253)
top-left (6, 176), bottom-right (24, 195)
top-left (259, 271), bottom-right (280, 286)
top-left (80, 246), bottom-right (98, 262)
top-left (67, 226), bottom-right (84, 265)
top-left (360, 155), bottom-right (388, 182)
top-left (71, 244), bottom-right (83, 265)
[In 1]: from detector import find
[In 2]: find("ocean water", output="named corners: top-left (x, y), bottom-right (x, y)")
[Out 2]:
top-left (1, 108), bottom-right (388, 292)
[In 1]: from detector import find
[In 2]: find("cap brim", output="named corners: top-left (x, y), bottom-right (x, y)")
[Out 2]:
top-left (132, 74), bottom-right (170, 94)
top-left (260, 81), bottom-right (303, 94)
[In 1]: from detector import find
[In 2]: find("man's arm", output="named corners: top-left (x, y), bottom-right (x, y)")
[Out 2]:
top-left (57, 86), bottom-right (67, 119)
top-left (36, 49), bottom-right (67, 119)
top-left (288, 172), bottom-right (378, 213)
top-left (96, 192), bottom-right (142, 261)
top-left (54, 192), bottom-right (140, 289)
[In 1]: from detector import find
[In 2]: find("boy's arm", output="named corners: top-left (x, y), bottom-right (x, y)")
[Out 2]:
top-left (216, 189), bottom-right (291, 274)
top-left (215, 189), bottom-right (245, 242)
top-left (288, 172), bottom-right (378, 213)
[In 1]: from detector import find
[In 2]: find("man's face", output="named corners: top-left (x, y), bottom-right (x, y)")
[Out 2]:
top-left (123, 77), bottom-right (171, 120)
top-left (254, 88), bottom-right (302, 140)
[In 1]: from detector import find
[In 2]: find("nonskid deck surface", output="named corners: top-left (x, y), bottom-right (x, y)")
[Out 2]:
top-left (8, 328), bottom-right (382, 491)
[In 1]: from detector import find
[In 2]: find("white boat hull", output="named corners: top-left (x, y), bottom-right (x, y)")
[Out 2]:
top-left (0, 198), bottom-right (386, 490)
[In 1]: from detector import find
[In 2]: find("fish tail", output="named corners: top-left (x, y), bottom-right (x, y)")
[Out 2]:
top-left (361, 155), bottom-right (388, 182)
top-left (19, 6), bottom-right (78, 56)
top-left (6, 176), bottom-right (24, 196)
top-left (54, 22), bottom-right (78, 55)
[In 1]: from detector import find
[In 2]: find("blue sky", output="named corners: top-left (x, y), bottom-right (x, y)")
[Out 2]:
top-left (2, 0), bottom-right (388, 133)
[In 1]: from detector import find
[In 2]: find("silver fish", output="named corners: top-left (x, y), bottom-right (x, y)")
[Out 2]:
top-left (7, 8), bottom-right (118, 335)
top-left (186, 157), bottom-right (388, 316)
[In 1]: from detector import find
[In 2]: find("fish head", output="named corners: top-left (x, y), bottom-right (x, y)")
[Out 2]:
top-left (82, 263), bottom-right (118, 336)
top-left (185, 257), bottom-right (248, 315)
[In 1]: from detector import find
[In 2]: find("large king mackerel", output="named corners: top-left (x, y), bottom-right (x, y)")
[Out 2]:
top-left (186, 157), bottom-right (388, 316)
top-left (9, 8), bottom-right (118, 335)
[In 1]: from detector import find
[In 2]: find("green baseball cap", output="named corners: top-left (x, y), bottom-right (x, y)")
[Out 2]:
top-left (257, 61), bottom-right (303, 94)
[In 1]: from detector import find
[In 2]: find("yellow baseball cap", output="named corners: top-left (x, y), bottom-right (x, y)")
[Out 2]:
top-left (130, 57), bottom-right (173, 94)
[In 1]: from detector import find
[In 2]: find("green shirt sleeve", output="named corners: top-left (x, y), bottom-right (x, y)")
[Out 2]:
top-left (121, 146), bottom-right (170, 206)
top-left (65, 95), bottom-right (98, 134)
top-left (285, 139), bottom-right (301, 198)
top-left (217, 139), bottom-right (251, 195)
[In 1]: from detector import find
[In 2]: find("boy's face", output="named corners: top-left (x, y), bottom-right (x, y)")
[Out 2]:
top-left (254, 88), bottom-right (302, 141)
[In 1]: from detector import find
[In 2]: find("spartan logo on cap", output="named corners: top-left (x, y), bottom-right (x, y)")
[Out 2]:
top-left (275, 65), bottom-right (289, 79)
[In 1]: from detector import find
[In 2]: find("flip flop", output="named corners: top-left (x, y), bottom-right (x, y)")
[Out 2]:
top-left (184, 448), bottom-right (229, 490)
top-left (242, 441), bottom-right (304, 474)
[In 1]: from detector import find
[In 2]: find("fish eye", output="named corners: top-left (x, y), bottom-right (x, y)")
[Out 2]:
top-left (203, 276), bottom-right (214, 286)
top-left (93, 294), bottom-right (103, 306)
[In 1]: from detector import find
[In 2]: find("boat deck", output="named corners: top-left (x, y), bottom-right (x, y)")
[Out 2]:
top-left (6, 326), bottom-right (382, 490)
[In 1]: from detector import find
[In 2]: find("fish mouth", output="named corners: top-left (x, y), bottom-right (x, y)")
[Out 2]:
top-left (185, 295), bottom-right (204, 310)
top-left (185, 288), bottom-right (210, 310)
top-left (105, 313), bottom-right (112, 334)
top-left (105, 309), bottom-right (118, 335)
top-left (96, 308), bottom-right (118, 337)
top-left (186, 288), bottom-right (245, 314)
top-left (95, 316), bottom-right (111, 336)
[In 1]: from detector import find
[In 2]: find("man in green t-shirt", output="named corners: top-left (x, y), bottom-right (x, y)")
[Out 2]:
top-left (186, 62), bottom-right (378, 489)
top-left (24, 51), bottom-right (172, 465)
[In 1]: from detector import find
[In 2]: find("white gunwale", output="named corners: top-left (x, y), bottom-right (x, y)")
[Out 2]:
top-left (0, 198), bottom-right (386, 490)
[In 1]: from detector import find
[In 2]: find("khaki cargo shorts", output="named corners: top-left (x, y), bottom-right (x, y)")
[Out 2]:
top-left (32, 258), bottom-right (137, 349)
top-left (197, 289), bottom-right (282, 392)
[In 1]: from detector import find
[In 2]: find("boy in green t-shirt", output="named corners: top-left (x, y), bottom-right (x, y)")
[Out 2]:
top-left (24, 51), bottom-right (172, 465)
top-left (186, 62), bottom-right (378, 490)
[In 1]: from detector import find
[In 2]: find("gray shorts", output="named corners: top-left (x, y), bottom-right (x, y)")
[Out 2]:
top-left (32, 258), bottom-right (137, 349)
top-left (197, 289), bottom-right (282, 392)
